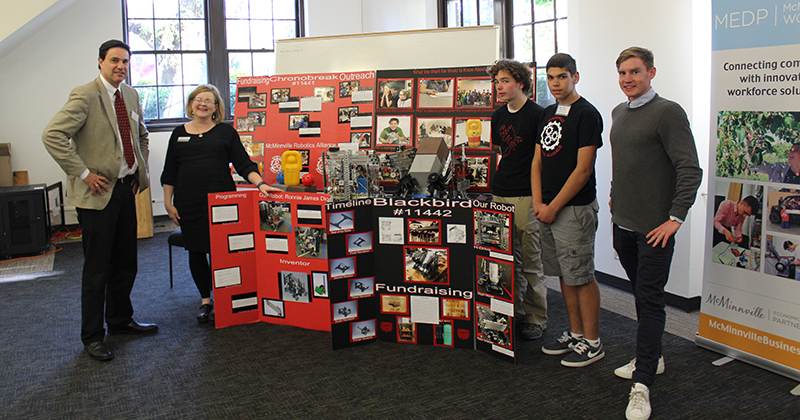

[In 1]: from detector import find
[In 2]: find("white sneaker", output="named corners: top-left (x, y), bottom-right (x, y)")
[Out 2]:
top-left (614, 356), bottom-right (665, 379)
top-left (626, 383), bottom-right (651, 420)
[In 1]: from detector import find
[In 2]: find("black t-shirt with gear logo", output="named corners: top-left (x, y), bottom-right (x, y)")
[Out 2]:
top-left (538, 96), bottom-right (603, 206)
top-left (490, 99), bottom-right (545, 197)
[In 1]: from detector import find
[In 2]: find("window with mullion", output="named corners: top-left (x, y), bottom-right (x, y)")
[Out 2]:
top-left (124, 0), bottom-right (302, 125)
top-left (511, 0), bottom-right (567, 105)
top-left (126, 0), bottom-right (209, 121)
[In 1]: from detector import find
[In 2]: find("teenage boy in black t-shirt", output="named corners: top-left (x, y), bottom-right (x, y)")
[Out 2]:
top-left (533, 53), bottom-right (605, 367)
top-left (488, 59), bottom-right (548, 340)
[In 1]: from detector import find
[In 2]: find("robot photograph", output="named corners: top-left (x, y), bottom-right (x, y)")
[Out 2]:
top-left (259, 201), bottom-right (292, 232)
top-left (476, 257), bottom-right (513, 299)
top-left (404, 246), bottom-right (449, 283)
top-left (295, 227), bottom-right (325, 259)
top-left (474, 210), bottom-right (510, 251)
top-left (476, 304), bottom-right (511, 347)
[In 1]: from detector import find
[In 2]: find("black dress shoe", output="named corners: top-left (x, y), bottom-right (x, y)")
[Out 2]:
top-left (108, 320), bottom-right (159, 335)
top-left (84, 341), bottom-right (113, 361)
top-left (197, 303), bottom-right (213, 323)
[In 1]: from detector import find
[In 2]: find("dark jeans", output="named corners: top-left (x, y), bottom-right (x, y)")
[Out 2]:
top-left (612, 224), bottom-right (675, 387)
top-left (77, 177), bottom-right (138, 345)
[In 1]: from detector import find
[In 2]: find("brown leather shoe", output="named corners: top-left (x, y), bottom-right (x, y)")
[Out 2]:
top-left (84, 341), bottom-right (113, 361)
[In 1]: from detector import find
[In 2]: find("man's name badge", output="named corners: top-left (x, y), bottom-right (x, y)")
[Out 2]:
top-left (555, 103), bottom-right (571, 117)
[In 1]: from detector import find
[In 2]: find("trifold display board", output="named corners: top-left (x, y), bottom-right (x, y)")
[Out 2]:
top-left (210, 191), bottom-right (517, 362)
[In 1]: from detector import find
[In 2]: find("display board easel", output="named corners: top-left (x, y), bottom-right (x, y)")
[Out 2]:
top-left (275, 26), bottom-right (500, 74)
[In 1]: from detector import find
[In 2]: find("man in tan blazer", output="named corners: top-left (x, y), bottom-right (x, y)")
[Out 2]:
top-left (43, 39), bottom-right (157, 361)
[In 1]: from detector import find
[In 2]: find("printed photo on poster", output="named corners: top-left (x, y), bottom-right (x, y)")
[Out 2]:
top-left (766, 186), bottom-right (800, 236)
top-left (764, 233), bottom-right (800, 280)
top-left (249, 111), bottom-right (266, 127)
top-left (476, 256), bottom-right (514, 300)
top-left (476, 303), bottom-right (511, 348)
top-left (259, 201), bottom-right (292, 232)
top-left (454, 118), bottom-right (491, 149)
top-left (262, 299), bottom-right (285, 318)
top-left (333, 300), bottom-right (358, 323)
top-left (340, 80), bottom-right (359, 98)
top-left (418, 78), bottom-right (454, 108)
top-left (351, 131), bottom-right (372, 149)
top-left (465, 156), bottom-right (490, 188)
top-left (417, 117), bottom-right (453, 146)
top-left (434, 320), bottom-right (454, 347)
top-left (404, 246), bottom-right (449, 283)
top-left (349, 277), bottom-right (375, 299)
top-left (378, 79), bottom-right (414, 108)
top-left (338, 106), bottom-right (359, 123)
top-left (716, 111), bottom-right (800, 183)
top-left (376, 115), bottom-right (412, 147)
top-left (347, 232), bottom-right (373, 255)
top-left (312, 271), bottom-right (329, 298)
top-left (474, 209), bottom-right (510, 252)
top-left (295, 227), bottom-right (326, 259)
top-left (381, 294), bottom-right (409, 315)
top-left (314, 86), bottom-right (335, 103)
top-left (351, 319), bottom-right (376, 342)
top-left (271, 88), bottom-right (291, 104)
top-left (397, 317), bottom-right (416, 343)
top-left (237, 86), bottom-right (256, 102)
top-left (280, 271), bottom-right (310, 303)
top-left (329, 211), bottom-right (354, 233)
top-left (248, 93), bottom-right (267, 108)
top-left (408, 219), bottom-right (441, 244)
top-left (441, 298), bottom-right (469, 320)
top-left (456, 78), bottom-right (493, 108)
top-left (241, 135), bottom-right (264, 158)
top-left (330, 256), bottom-right (356, 280)
top-left (237, 116), bottom-right (254, 132)
top-left (711, 181), bottom-right (762, 272)
top-left (289, 114), bottom-right (310, 130)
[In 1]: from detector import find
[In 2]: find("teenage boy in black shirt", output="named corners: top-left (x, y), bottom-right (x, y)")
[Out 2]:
top-left (488, 59), bottom-right (548, 340)
top-left (533, 53), bottom-right (604, 367)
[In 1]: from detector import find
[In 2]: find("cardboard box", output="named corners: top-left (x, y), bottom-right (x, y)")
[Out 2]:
top-left (0, 144), bottom-right (11, 187)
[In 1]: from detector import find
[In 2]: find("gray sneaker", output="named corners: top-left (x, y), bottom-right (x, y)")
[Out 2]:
top-left (542, 331), bottom-right (579, 355)
top-left (518, 323), bottom-right (546, 340)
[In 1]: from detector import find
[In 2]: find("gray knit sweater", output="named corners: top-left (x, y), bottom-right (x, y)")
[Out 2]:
top-left (609, 95), bottom-right (703, 234)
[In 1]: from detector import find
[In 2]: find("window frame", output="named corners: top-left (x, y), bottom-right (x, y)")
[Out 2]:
top-left (122, 0), bottom-right (305, 131)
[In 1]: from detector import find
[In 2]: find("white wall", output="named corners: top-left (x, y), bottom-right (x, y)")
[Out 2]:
top-left (569, 0), bottom-right (711, 299)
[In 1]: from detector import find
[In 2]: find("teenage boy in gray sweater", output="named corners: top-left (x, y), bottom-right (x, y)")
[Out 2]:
top-left (610, 46), bottom-right (702, 420)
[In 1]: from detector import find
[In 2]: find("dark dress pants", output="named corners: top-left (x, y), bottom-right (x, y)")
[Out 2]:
top-left (612, 224), bottom-right (675, 387)
top-left (77, 177), bottom-right (138, 345)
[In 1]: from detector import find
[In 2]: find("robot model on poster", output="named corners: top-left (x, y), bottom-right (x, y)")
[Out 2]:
top-left (260, 201), bottom-right (287, 231)
top-left (338, 306), bottom-right (351, 317)
top-left (353, 281), bottom-right (370, 293)
top-left (335, 262), bottom-right (350, 273)
top-left (283, 273), bottom-right (307, 301)
top-left (474, 211), bottom-right (509, 250)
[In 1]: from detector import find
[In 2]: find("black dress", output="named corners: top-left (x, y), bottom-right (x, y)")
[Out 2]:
top-left (161, 123), bottom-right (258, 253)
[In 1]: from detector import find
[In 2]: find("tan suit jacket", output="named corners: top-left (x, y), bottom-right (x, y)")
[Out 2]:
top-left (43, 76), bottom-right (150, 210)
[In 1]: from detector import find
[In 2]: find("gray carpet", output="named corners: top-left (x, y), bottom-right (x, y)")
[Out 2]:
top-left (0, 232), bottom-right (798, 419)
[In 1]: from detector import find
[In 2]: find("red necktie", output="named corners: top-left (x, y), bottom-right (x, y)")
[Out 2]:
top-left (114, 90), bottom-right (135, 168)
